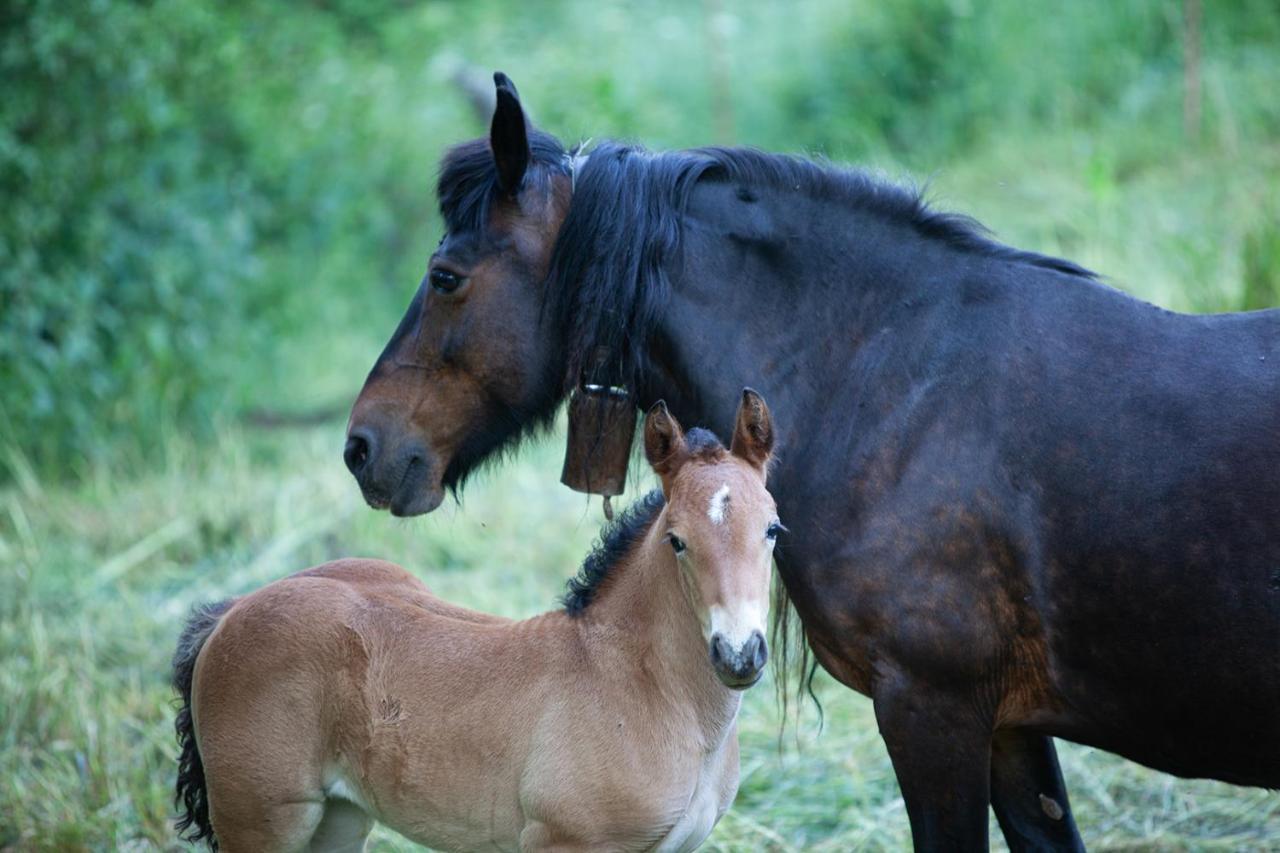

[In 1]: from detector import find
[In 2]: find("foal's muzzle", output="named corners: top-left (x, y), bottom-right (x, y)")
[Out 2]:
top-left (710, 630), bottom-right (768, 689)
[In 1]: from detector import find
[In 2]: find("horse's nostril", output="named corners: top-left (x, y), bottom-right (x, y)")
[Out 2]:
top-left (750, 632), bottom-right (768, 671)
top-left (710, 635), bottom-right (729, 668)
top-left (344, 432), bottom-right (373, 476)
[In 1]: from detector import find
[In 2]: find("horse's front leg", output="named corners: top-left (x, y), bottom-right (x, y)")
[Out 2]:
top-left (990, 729), bottom-right (1085, 851)
top-left (518, 822), bottom-right (608, 853)
top-left (873, 672), bottom-right (994, 851)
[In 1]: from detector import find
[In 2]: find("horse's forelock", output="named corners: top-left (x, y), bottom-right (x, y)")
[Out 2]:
top-left (437, 131), bottom-right (569, 234)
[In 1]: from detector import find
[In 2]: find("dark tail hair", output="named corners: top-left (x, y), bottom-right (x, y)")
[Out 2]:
top-left (172, 599), bottom-right (234, 849)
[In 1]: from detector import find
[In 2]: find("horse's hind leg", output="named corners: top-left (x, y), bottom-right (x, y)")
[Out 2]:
top-left (990, 730), bottom-right (1085, 852)
top-left (210, 797), bottom-right (325, 852)
top-left (873, 678), bottom-right (994, 850)
top-left (309, 799), bottom-right (374, 853)
top-left (202, 738), bottom-right (329, 852)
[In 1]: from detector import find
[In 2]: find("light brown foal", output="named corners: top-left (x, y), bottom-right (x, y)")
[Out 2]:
top-left (173, 390), bottom-right (782, 852)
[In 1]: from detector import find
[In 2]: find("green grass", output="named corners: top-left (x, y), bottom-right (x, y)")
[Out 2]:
top-left (2, 418), bottom-right (1276, 851)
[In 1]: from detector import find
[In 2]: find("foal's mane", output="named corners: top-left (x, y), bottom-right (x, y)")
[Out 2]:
top-left (562, 488), bottom-right (665, 616)
top-left (437, 134), bottom-right (1095, 400)
top-left (561, 427), bottom-right (726, 616)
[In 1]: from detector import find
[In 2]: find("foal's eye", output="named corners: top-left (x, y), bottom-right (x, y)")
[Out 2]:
top-left (429, 268), bottom-right (465, 294)
top-left (668, 535), bottom-right (687, 555)
top-left (766, 521), bottom-right (787, 541)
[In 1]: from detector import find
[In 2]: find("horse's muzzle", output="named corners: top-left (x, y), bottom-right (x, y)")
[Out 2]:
top-left (344, 426), bottom-right (443, 516)
top-left (710, 630), bottom-right (768, 689)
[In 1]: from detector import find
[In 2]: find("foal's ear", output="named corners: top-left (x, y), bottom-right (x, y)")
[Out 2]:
top-left (644, 400), bottom-right (688, 491)
top-left (730, 388), bottom-right (774, 472)
top-left (491, 71), bottom-right (531, 196)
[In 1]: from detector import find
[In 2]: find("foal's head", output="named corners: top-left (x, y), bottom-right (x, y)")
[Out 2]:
top-left (644, 389), bottom-right (781, 689)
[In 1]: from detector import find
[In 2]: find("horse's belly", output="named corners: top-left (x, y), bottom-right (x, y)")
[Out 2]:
top-left (327, 777), bottom-right (518, 852)
top-left (379, 798), bottom-right (523, 852)
top-left (354, 734), bottom-right (526, 851)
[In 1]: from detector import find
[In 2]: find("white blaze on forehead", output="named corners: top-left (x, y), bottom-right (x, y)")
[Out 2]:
top-left (707, 484), bottom-right (731, 525)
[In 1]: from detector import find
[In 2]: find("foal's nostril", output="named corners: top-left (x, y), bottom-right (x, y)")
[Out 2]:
top-left (344, 431), bottom-right (374, 476)
top-left (711, 632), bottom-right (767, 686)
top-left (748, 631), bottom-right (768, 671)
top-left (710, 634), bottom-right (730, 668)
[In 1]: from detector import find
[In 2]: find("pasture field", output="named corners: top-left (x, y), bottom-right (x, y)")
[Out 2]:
top-left (2, 419), bottom-right (1278, 850)
top-left (5, 0), bottom-right (1280, 848)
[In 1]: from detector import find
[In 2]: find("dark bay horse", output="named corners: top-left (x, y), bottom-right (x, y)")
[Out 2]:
top-left (344, 73), bottom-right (1280, 850)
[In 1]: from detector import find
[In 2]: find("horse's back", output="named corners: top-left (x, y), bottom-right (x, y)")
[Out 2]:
top-left (1011, 288), bottom-right (1280, 583)
top-left (192, 558), bottom-right (524, 847)
top-left (195, 558), bottom-right (510, 721)
top-left (833, 274), bottom-right (1280, 783)
top-left (997, 286), bottom-right (1280, 783)
top-left (193, 562), bottom-right (410, 733)
top-left (296, 558), bottom-right (509, 625)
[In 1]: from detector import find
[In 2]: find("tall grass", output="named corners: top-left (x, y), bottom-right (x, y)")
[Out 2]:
top-left (1, 423), bottom-right (1276, 850)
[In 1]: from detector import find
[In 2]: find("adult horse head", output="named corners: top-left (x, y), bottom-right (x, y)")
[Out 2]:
top-left (346, 73), bottom-right (1280, 850)
top-left (345, 73), bottom-right (574, 516)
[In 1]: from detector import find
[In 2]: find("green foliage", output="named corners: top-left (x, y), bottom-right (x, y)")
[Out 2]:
top-left (1243, 205), bottom-right (1280, 311)
top-left (0, 0), bottom-right (437, 478)
top-left (4, 0), bottom-right (1280, 481)
top-left (3, 1), bottom-right (249, 472)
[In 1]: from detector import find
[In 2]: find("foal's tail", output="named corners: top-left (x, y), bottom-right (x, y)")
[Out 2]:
top-left (172, 598), bottom-right (234, 850)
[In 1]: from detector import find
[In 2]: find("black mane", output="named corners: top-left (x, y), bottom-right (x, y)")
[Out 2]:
top-left (562, 489), bottom-right (665, 616)
top-left (439, 135), bottom-right (1094, 397)
top-left (547, 142), bottom-right (1096, 393)
top-left (434, 134), bottom-right (1096, 482)
top-left (560, 427), bottom-right (724, 616)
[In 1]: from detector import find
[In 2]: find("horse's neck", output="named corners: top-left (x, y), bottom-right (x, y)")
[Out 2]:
top-left (641, 188), bottom-right (975, 472)
top-left (581, 528), bottom-right (742, 744)
top-left (642, 193), bottom-right (905, 430)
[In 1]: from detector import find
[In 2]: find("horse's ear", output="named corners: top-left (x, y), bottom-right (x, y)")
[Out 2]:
top-left (644, 400), bottom-right (688, 492)
top-left (730, 388), bottom-right (774, 472)
top-left (491, 71), bottom-right (530, 196)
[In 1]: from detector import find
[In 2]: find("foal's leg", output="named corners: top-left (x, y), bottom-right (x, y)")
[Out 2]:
top-left (201, 710), bottom-right (331, 851)
top-left (209, 797), bottom-right (325, 852)
top-left (873, 676), bottom-right (993, 851)
top-left (309, 799), bottom-right (374, 853)
top-left (989, 730), bottom-right (1085, 852)
top-left (518, 821), bottom-right (598, 853)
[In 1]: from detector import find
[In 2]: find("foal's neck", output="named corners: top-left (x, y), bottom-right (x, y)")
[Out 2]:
top-left (579, 524), bottom-right (741, 742)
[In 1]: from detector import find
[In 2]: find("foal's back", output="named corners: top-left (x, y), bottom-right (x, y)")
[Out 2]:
top-left (193, 558), bottom-right (554, 849)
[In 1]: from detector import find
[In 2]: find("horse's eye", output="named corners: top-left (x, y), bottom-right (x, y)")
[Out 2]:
top-left (429, 268), bottom-right (464, 294)
top-left (766, 521), bottom-right (787, 541)
top-left (669, 535), bottom-right (687, 555)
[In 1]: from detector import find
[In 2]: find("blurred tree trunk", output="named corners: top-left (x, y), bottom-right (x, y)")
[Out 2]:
top-left (448, 61), bottom-right (499, 125)
top-left (703, 0), bottom-right (735, 144)
top-left (1183, 0), bottom-right (1201, 141)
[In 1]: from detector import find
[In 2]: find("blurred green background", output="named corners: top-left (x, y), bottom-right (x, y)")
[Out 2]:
top-left (2, 0), bottom-right (1278, 849)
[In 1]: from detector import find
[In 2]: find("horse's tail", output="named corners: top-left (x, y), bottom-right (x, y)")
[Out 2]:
top-left (172, 598), bottom-right (234, 850)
